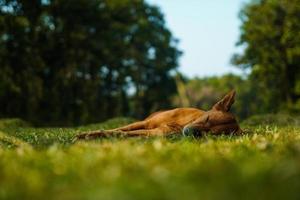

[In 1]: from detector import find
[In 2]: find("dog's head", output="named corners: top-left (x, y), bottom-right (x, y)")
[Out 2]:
top-left (183, 90), bottom-right (242, 136)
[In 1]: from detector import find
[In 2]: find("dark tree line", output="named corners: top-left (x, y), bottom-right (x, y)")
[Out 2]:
top-left (1, 0), bottom-right (299, 126)
top-left (0, 0), bottom-right (181, 125)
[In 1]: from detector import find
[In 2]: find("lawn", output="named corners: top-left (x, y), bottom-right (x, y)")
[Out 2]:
top-left (0, 117), bottom-right (300, 200)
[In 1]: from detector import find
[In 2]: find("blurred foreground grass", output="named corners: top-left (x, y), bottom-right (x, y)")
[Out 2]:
top-left (0, 116), bottom-right (300, 200)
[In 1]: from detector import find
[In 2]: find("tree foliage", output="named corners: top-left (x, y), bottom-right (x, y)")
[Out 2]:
top-left (232, 0), bottom-right (300, 112)
top-left (0, 0), bottom-right (181, 125)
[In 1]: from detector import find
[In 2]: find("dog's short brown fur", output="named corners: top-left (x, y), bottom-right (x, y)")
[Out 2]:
top-left (77, 90), bottom-right (242, 139)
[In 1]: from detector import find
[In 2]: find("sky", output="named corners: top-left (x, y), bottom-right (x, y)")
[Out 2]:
top-left (146, 0), bottom-right (249, 77)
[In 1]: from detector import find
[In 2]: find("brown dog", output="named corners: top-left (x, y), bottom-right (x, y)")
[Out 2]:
top-left (76, 90), bottom-right (242, 139)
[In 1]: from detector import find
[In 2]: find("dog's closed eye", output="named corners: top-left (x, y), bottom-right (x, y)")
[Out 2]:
top-left (205, 116), bottom-right (210, 123)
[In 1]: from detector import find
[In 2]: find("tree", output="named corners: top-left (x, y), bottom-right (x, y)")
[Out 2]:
top-left (0, 0), bottom-right (181, 125)
top-left (232, 0), bottom-right (300, 112)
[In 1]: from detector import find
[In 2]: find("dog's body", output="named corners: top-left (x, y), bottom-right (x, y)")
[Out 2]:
top-left (77, 90), bottom-right (242, 139)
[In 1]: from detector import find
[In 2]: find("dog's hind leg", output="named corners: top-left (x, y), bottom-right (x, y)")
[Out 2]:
top-left (75, 121), bottom-right (148, 140)
top-left (76, 125), bottom-right (176, 140)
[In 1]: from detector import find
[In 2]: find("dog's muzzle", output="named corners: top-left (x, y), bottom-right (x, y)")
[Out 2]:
top-left (182, 125), bottom-right (202, 137)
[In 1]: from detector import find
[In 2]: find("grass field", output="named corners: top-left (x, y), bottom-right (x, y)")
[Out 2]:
top-left (1, 116), bottom-right (300, 200)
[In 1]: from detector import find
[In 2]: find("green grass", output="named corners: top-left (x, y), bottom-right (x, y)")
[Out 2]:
top-left (0, 117), bottom-right (300, 200)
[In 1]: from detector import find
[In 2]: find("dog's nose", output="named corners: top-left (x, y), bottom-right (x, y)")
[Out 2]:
top-left (182, 125), bottom-right (202, 137)
top-left (182, 125), bottom-right (192, 136)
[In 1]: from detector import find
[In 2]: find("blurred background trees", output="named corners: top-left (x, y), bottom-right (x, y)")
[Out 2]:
top-left (232, 0), bottom-right (300, 113)
top-left (0, 0), bottom-right (299, 125)
top-left (0, 0), bottom-right (181, 125)
top-left (174, 0), bottom-right (300, 120)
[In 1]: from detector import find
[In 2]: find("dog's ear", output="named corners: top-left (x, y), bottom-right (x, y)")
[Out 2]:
top-left (212, 90), bottom-right (236, 112)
